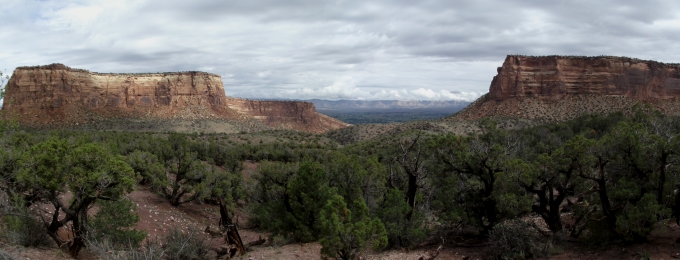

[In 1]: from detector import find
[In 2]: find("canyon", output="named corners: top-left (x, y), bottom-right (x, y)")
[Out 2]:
top-left (1, 64), bottom-right (347, 133)
top-left (452, 55), bottom-right (680, 122)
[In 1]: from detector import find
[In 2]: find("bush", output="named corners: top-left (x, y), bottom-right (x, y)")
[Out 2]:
top-left (161, 228), bottom-right (210, 260)
top-left (2, 214), bottom-right (51, 247)
top-left (486, 219), bottom-right (546, 260)
top-left (377, 188), bottom-right (427, 248)
top-left (319, 195), bottom-right (387, 260)
top-left (1, 196), bottom-right (51, 247)
top-left (88, 199), bottom-right (147, 249)
top-left (251, 161), bottom-right (333, 242)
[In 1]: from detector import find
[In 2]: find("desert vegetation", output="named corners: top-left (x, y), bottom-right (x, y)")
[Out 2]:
top-left (0, 104), bottom-right (679, 259)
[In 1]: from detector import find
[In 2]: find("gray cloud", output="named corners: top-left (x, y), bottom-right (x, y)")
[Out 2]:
top-left (1, 0), bottom-right (680, 101)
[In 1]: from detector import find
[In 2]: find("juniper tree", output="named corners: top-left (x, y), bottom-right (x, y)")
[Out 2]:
top-left (17, 139), bottom-right (136, 257)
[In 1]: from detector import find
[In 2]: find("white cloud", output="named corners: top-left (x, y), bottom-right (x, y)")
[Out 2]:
top-left (238, 76), bottom-right (483, 101)
top-left (1, 0), bottom-right (680, 101)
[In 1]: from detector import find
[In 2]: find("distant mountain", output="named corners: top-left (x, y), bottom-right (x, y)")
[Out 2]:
top-left (306, 99), bottom-right (471, 124)
top-left (307, 99), bottom-right (471, 112)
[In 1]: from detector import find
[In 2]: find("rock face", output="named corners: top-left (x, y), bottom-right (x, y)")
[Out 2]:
top-left (454, 55), bottom-right (680, 122)
top-left (489, 55), bottom-right (680, 101)
top-left (2, 64), bottom-right (347, 133)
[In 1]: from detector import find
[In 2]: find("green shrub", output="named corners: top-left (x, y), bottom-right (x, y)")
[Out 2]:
top-left (1, 196), bottom-right (51, 247)
top-left (88, 199), bottom-right (146, 249)
top-left (615, 193), bottom-right (671, 242)
top-left (319, 195), bottom-right (387, 260)
top-left (251, 161), bottom-right (333, 242)
top-left (376, 188), bottom-right (427, 248)
top-left (2, 214), bottom-right (51, 247)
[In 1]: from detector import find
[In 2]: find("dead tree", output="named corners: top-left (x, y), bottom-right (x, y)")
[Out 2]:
top-left (218, 198), bottom-right (246, 257)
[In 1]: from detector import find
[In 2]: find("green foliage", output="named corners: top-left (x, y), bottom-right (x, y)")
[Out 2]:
top-left (15, 138), bottom-right (136, 256)
top-left (125, 150), bottom-right (164, 186)
top-left (615, 193), bottom-right (671, 241)
top-left (284, 161), bottom-right (334, 241)
top-left (493, 159), bottom-right (533, 217)
top-left (251, 161), bottom-right (333, 242)
top-left (376, 188), bottom-right (427, 247)
top-left (325, 152), bottom-right (385, 212)
top-left (158, 134), bottom-right (209, 206)
top-left (88, 199), bottom-right (146, 249)
top-left (249, 161), bottom-right (297, 231)
top-left (432, 123), bottom-right (515, 234)
top-left (319, 195), bottom-right (387, 260)
top-left (1, 107), bottom-right (680, 258)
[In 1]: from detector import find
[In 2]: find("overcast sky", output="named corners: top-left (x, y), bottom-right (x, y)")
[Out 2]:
top-left (1, 0), bottom-right (680, 101)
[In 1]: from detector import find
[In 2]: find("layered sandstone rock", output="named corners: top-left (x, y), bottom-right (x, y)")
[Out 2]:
top-left (453, 55), bottom-right (680, 122)
top-left (2, 64), bottom-right (348, 133)
top-left (489, 55), bottom-right (680, 101)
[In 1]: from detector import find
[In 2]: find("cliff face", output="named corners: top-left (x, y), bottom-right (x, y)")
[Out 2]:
top-left (2, 64), bottom-right (348, 133)
top-left (227, 98), bottom-right (348, 133)
top-left (453, 55), bottom-right (680, 122)
top-left (488, 55), bottom-right (680, 101)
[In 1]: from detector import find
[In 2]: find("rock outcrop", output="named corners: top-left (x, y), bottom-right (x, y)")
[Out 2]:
top-left (227, 98), bottom-right (348, 133)
top-left (2, 64), bottom-right (348, 133)
top-left (452, 55), bottom-right (680, 122)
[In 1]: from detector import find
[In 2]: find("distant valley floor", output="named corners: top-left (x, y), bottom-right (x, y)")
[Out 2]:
top-left (318, 107), bottom-right (468, 124)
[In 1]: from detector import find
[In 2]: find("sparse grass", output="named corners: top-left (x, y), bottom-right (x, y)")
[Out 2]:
top-left (161, 228), bottom-right (211, 260)
top-left (86, 236), bottom-right (166, 260)
top-left (0, 249), bottom-right (13, 260)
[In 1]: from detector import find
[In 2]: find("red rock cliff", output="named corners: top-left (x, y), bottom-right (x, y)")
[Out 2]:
top-left (488, 55), bottom-right (680, 101)
top-left (453, 55), bottom-right (680, 122)
top-left (2, 64), bottom-right (348, 133)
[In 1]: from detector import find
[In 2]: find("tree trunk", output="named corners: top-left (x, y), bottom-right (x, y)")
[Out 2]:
top-left (218, 199), bottom-right (245, 256)
top-left (657, 153), bottom-right (668, 205)
top-left (405, 172), bottom-right (418, 220)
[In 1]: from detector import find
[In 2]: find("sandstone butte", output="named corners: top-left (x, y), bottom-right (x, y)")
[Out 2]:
top-left (1, 63), bottom-right (348, 133)
top-left (452, 55), bottom-right (680, 122)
